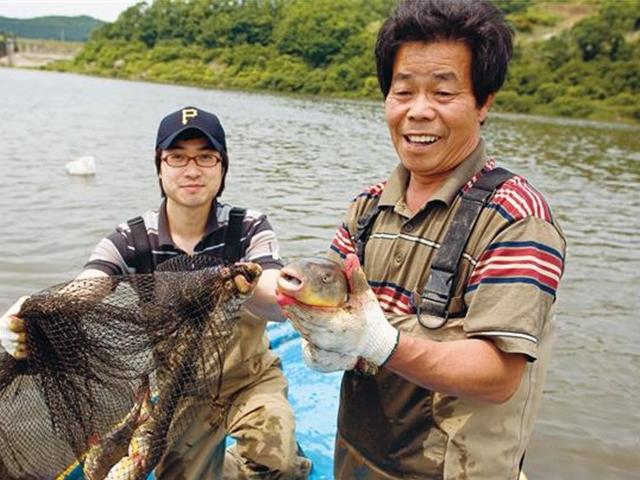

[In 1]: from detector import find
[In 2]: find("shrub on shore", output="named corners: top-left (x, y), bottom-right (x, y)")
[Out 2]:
top-left (46, 0), bottom-right (640, 124)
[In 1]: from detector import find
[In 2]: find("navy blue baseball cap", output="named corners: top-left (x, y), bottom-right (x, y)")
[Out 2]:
top-left (155, 106), bottom-right (227, 153)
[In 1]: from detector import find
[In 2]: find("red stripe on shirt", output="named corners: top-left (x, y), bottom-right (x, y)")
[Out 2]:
top-left (331, 226), bottom-right (356, 256)
top-left (491, 177), bottom-right (552, 222)
top-left (469, 245), bottom-right (562, 292)
top-left (372, 285), bottom-right (414, 314)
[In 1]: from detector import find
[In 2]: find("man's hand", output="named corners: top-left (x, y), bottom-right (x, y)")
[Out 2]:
top-left (301, 338), bottom-right (358, 372)
top-left (0, 296), bottom-right (30, 359)
top-left (283, 254), bottom-right (399, 366)
top-left (233, 272), bottom-right (259, 295)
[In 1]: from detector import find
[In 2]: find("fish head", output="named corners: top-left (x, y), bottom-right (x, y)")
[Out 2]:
top-left (277, 257), bottom-right (348, 308)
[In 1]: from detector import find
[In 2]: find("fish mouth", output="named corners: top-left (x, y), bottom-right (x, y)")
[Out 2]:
top-left (276, 268), bottom-right (305, 307)
top-left (276, 290), bottom-right (298, 307)
top-left (275, 290), bottom-right (340, 310)
top-left (278, 268), bottom-right (304, 292)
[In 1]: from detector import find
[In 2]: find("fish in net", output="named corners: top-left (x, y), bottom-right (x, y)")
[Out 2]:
top-left (0, 254), bottom-right (262, 479)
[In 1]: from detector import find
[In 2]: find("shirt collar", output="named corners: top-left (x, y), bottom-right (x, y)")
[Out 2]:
top-left (379, 138), bottom-right (489, 211)
top-left (157, 198), bottom-right (220, 247)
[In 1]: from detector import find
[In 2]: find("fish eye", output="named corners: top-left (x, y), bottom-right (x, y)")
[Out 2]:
top-left (321, 273), bottom-right (331, 283)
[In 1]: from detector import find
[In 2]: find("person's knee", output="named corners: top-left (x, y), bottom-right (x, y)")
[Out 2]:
top-left (225, 445), bottom-right (311, 479)
top-left (227, 387), bottom-right (308, 477)
top-left (245, 436), bottom-right (297, 473)
top-left (240, 455), bottom-right (311, 480)
top-left (226, 432), bottom-right (310, 479)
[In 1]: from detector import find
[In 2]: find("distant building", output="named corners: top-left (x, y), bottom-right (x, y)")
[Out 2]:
top-left (0, 34), bottom-right (18, 64)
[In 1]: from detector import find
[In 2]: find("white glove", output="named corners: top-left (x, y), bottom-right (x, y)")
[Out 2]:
top-left (0, 296), bottom-right (29, 359)
top-left (301, 338), bottom-right (358, 373)
top-left (284, 254), bottom-right (399, 366)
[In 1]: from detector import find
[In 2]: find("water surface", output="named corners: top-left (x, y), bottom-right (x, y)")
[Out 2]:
top-left (1, 68), bottom-right (638, 479)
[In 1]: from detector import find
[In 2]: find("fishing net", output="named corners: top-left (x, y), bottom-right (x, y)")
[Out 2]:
top-left (0, 255), bottom-right (262, 480)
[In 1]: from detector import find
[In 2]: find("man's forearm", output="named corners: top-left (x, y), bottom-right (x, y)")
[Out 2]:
top-left (58, 268), bottom-right (113, 300)
top-left (385, 334), bottom-right (527, 404)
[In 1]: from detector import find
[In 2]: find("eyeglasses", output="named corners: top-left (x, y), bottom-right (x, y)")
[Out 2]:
top-left (162, 152), bottom-right (222, 168)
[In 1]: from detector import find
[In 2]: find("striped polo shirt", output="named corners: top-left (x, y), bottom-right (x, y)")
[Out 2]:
top-left (328, 140), bottom-right (566, 360)
top-left (84, 199), bottom-right (283, 275)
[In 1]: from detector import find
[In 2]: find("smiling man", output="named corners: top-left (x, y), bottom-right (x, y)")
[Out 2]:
top-left (0, 106), bottom-right (310, 479)
top-left (280, 1), bottom-right (567, 479)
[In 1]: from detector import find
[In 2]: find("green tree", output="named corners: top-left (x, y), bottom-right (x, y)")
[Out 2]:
top-left (51, 0), bottom-right (640, 124)
top-left (493, 0), bottom-right (534, 16)
top-left (507, 63), bottom-right (547, 96)
top-left (535, 82), bottom-right (563, 104)
top-left (571, 3), bottom-right (632, 63)
top-left (92, 2), bottom-right (157, 47)
top-left (197, 0), bottom-right (281, 48)
top-left (541, 33), bottom-right (572, 70)
top-left (274, 0), bottom-right (369, 67)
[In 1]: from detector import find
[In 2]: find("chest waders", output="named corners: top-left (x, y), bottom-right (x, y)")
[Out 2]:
top-left (128, 210), bottom-right (310, 473)
top-left (126, 207), bottom-right (247, 275)
top-left (126, 207), bottom-right (247, 303)
top-left (341, 168), bottom-right (520, 478)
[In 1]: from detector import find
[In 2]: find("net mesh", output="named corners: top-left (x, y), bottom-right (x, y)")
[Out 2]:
top-left (0, 255), bottom-right (262, 479)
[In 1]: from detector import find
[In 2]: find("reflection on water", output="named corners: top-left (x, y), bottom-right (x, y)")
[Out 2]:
top-left (1, 68), bottom-right (638, 479)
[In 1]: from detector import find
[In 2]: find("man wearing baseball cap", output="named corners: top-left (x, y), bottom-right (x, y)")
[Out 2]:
top-left (1, 106), bottom-right (310, 479)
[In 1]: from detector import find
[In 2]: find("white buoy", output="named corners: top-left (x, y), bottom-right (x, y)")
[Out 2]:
top-left (65, 156), bottom-right (96, 176)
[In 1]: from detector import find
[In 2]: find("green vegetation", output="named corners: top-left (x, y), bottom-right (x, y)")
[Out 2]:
top-left (497, 0), bottom-right (640, 123)
top-left (48, 0), bottom-right (640, 123)
top-left (0, 15), bottom-right (104, 42)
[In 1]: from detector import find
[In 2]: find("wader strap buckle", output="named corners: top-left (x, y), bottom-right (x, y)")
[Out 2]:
top-left (415, 267), bottom-right (452, 329)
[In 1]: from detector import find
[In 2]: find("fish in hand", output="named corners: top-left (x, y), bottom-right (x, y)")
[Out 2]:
top-left (276, 256), bottom-right (380, 375)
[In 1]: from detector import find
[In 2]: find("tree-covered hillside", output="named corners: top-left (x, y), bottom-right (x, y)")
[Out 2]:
top-left (50, 0), bottom-right (640, 123)
top-left (0, 15), bottom-right (104, 42)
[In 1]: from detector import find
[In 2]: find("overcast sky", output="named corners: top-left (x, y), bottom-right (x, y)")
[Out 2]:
top-left (0, 1), bottom-right (142, 22)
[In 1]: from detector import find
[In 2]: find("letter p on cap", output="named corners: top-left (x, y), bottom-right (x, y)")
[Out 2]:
top-left (182, 108), bottom-right (198, 125)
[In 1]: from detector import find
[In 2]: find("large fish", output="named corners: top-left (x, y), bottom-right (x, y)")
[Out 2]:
top-left (82, 380), bottom-right (152, 480)
top-left (276, 256), bottom-right (377, 375)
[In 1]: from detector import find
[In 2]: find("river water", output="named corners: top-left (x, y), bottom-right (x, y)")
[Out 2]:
top-left (1, 68), bottom-right (638, 479)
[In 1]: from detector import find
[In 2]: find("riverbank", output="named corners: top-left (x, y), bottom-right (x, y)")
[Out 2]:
top-left (40, 0), bottom-right (639, 125)
top-left (3, 32), bottom-right (638, 125)
top-left (0, 38), bottom-right (81, 68)
top-left (49, 54), bottom-right (640, 126)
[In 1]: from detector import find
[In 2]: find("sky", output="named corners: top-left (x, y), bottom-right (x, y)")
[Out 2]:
top-left (0, 1), bottom-right (142, 22)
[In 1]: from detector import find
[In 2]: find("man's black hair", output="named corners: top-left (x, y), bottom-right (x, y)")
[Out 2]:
top-left (375, 0), bottom-right (513, 107)
top-left (155, 128), bottom-right (229, 199)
